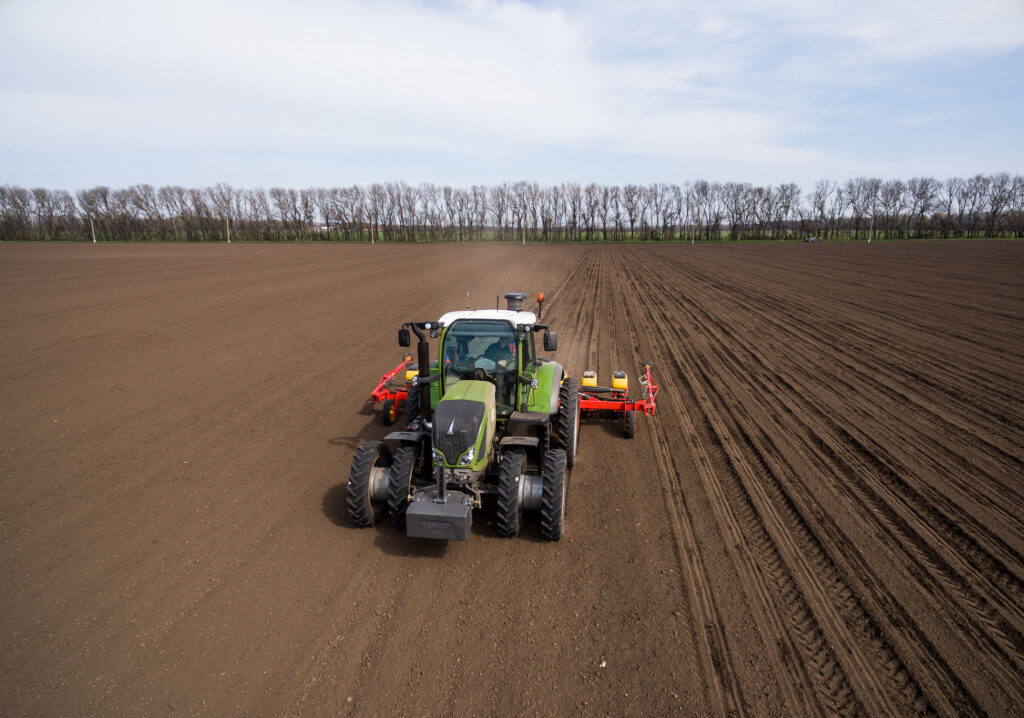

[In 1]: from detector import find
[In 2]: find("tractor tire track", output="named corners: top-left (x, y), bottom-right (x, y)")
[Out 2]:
top-left (630, 243), bottom-right (1022, 715)
top-left (646, 250), bottom-right (1024, 573)
top-left (614, 258), bottom-right (753, 717)
top-left (621, 254), bottom-right (875, 716)
top-left (645, 249), bottom-right (1024, 653)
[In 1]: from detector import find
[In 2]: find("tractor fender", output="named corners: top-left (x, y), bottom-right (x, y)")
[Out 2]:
top-left (500, 435), bottom-right (540, 449)
top-left (527, 361), bottom-right (563, 415)
top-left (382, 430), bottom-right (429, 453)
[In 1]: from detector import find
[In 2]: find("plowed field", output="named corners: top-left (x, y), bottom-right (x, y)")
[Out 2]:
top-left (1, 241), bottom-right (1022, 717)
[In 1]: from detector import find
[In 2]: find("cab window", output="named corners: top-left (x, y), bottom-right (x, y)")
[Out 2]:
top-left (441, 320), bottom-right (518, 414)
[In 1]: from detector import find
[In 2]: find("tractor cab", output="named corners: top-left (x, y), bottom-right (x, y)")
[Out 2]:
top-left (439, 318), bottom-right (526, 416)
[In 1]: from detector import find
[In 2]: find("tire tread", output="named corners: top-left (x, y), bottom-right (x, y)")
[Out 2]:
top-left (557, 378), bottom-right (579, 467)
top-left (348, 441), bottom-right (387, 527)
top-left (540, 449), bottom-right (566, 541)
top-left (387, 446), bottom-right (416, 527)
top-left (497, 450), bottom-right (525, 538)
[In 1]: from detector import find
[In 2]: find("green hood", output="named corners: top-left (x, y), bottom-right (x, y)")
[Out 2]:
top-left (432, 380), bottom-right (496, 470)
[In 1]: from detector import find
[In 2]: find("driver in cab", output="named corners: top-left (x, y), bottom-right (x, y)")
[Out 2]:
top-left (483, 336), bottom-right (515, 368)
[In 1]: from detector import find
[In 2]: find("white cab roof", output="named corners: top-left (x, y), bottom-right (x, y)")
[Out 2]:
top-left (437, 309), bottom-right (538, 327)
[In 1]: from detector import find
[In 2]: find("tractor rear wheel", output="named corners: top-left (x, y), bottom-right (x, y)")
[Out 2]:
top-left (557, 378), bottom-right (580, 467)
top-left (387, 446), bottom-right (417, 528)
top-left (540, 449), bottom-right (567, 541)
top-left (496, 450), bottom-right (526, 538)
top-left (347, 441), bottom-right (390, 527)
top-left (381, 398), bottom-right (398, 426)
top-left (404, 384), bottom-right (420, 426)
top-left (624, 409), bottom-right (636, 439)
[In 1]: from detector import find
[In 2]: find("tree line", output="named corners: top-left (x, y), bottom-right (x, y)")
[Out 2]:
top-left (2, 174), bottom-right (1022, 242)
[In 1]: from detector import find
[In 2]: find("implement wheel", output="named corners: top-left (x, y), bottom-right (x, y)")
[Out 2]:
top-left (624, 409), bottom-right (636, 439)
top-left (381, 398), bottom-right (398, 426)
top-left (496, 450), bottom-right (525, 538)
top-left (387, 446), bottom-right (417, 528)
top-left (347, 441), bottom-right (390, 527)
top-left (557, 378), bottom-right (580, 467)
top-left (540, 449), bottom-right (567, 541)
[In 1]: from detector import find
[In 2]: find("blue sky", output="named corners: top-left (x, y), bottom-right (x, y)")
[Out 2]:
top-left (1, 0), bottom-right (1021, 191)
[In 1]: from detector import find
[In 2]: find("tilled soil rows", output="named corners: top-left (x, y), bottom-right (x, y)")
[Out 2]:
top-left (1, 241), bottom-right (1022, 716)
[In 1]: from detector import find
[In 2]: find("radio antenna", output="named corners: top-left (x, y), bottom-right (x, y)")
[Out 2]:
top-left (466, 282), bottom-right (470, 310)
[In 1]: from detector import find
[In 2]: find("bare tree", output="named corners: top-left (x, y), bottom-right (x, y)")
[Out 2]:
top-left (775, 183), bottom-right (801, 240)
top-left (691, 181), bottom-right (723, 241)
top-left (1009, 175), bottom-right (1024, 238)
top-left (938, 177), bottom-right (964, 239)
top-left (488, 184), bottom-right (510, 241)
top-left (1, 186), bottom-right (34, 240)
top-left (878, 180), bottom-right (907, 240)
top-left (583, 183), bottom-right (601, 241)
top-left (906, 177), bottom-right (939, 238)
top-left (621, 184), bottom-right (642, 240)
top-left (647, 183), bottom-right (672, 240)
top-left (364, 184), bottom-right (387, 242)
top-left (986, 172), bottom-right (1013, 238)
top-left (7, 175), bottom-right (1018, 243)
top-left (722, 182), bottom-right (749, 241)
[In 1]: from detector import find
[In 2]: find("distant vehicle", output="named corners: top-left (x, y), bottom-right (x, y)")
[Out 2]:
top-left (804, 236), bottom-right (820, 242)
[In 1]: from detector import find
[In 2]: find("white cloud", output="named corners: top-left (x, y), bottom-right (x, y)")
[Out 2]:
top-left (1, 0), bottom-right (614, 151)
top-left (774, 0), bottom-right (1024, 60)
top-left (0, 0), bottom-right (1021, 185)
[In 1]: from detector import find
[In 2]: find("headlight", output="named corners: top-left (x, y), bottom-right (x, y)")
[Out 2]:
top-left (432, 448), bottom-right (445, 466)
top-left (458, 447), bottom-right (475, 466)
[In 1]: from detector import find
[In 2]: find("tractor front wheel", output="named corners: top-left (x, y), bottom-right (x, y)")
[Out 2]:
top-left (496, 450), bottom-right (526, 538)
top-left (387, 446), bottom-right (417, 528)
top-left (347, 441), bottom-right (390, 527)
top-left (539, 449), bottom-right (567, 541)
top-left (557, 378), bottom-right (580, 467)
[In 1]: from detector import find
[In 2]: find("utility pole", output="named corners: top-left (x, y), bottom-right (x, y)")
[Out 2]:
top-left (90, 217), bottom-right (96, 243)
top-left (226, 217), bottom-right (231, 243)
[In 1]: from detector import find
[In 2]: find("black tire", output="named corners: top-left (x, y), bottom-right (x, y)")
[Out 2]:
top-left (381, 398), bottom-right (398, 426)
top-left (557, 378), bottom-right (580, 467)
top-left (347, 441), bottom-right (389, 527)
top-left (624, 409), bottom-right (636, 439)
top-left (387, 446), bottom-right (417, 528)
top-left (404, 383), bottom-right (420, 426)
top-left (540, 449), bottom-right (567, 541)
top-left (496, 450), bottom-right (525, 538)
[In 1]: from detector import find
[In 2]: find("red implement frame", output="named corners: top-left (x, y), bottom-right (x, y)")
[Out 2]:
top-left (578, 363), bottom-right (658, 416)
top-left (370, 354), bottom-right (413, 405)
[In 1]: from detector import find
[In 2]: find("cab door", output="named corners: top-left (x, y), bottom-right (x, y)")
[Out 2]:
top-left (517, 330), bottom-right (537, 411)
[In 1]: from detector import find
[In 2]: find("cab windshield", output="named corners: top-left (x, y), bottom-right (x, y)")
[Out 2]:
top-left (441, 319), bottom-right (518, 414)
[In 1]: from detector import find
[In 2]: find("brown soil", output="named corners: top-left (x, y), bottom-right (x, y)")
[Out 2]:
top-left (1, 241), bottom-right (1022, 717)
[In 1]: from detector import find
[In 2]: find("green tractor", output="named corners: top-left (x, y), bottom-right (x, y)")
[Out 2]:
top-left (347, 292), bottom-right (579, 541)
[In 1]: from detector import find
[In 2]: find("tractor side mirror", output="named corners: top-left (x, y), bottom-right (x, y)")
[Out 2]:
top-left (543, 331), bottom-right (557, 352)
top-left (398, 328), bottom-right (411, 347)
